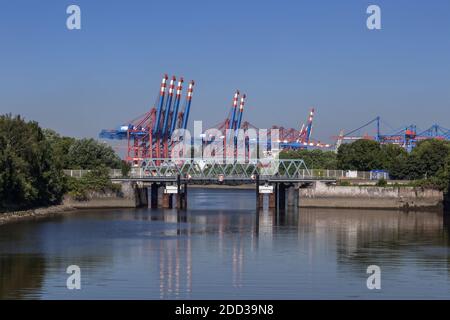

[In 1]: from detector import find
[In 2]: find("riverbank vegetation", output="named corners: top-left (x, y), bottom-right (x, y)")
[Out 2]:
top-left (0, 114), bottom-right (126, 210)
top-left (2, 113), bottom-right (449, 210)
top-left (281, 139), bottom-right (450, 193)
top-left (0, 115), bottom-right (66, 210)
top-left (66, 167), bottom-right (121, 201)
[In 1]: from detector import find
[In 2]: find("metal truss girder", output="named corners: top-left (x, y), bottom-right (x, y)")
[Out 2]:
top-left (137, 158), bottom-right (311, 180)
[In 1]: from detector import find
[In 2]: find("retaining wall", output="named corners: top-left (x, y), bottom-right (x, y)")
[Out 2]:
top-left (299, 182), bottom-right (443, 210)
top-left (63, 182), bottom-right (147, 208)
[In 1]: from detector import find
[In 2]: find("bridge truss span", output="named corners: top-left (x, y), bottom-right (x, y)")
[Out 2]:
top-left (131, 158), bottom-right (329, 182)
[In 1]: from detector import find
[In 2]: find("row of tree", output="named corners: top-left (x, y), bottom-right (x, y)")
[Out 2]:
top-left (336, 139), bottom-right (450, 183)
top-left (43, 128), bottom-right (123, 169)
top-left (281, 139), bottom-right (450, 191)
top-left (280, 149), bottom-right (338, 169)
top-left (2, 113), bottom-right (449, 209)
top-left (0, 114), bottom-right (124, 210)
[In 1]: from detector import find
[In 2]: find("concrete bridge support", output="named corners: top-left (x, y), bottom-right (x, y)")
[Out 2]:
top-left (256, 175), bottom-right (261, 209)
top-left (148, 181), bottom-right (188, 209)
top-left (134, 185), bottom-right (148, 208)
top-left (162, 193), bottom-right (172, 209)
top-left (257, 194), bottom-right (264, 209)
top-left (287, 185), bottom-right (296, 207)
top-left (180, 180), bottom-right (188, 209)
top-left (150, 183), bottom-right (159, 208)
top-left (172, 175), bottom-right (188, 209)
top-left (157, 186), bottom-right (164, 208)
top-left (269, 189), bottom-right (276, 209)
top-left (278, 183), bottom-right (286, 211)
top-left (256, 180), bottom-right (292, 212)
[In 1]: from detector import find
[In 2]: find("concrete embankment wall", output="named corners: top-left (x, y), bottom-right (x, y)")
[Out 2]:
top-left (63, 182), bottom-right (148, 209)
top-left (1, 183), bottom-right (152, 226)
top-left (299, 182), bottom-right (443, 210)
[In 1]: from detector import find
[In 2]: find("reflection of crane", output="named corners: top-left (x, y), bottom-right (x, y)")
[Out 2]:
top-left (157, 212), bottom-right (192, 299)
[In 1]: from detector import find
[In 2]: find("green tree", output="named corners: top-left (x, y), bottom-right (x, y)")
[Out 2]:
top-left (410, 139), bottom-right (450, 178)
top-left (337, 140), bottom-right (384, 171)
top-left (280, 149), bottom-right (337, 169)
top-left (380, 144), bottom-right (407, 173)
top-left (43, 129), bottom-right (76, 168)
top-left (389, 140), bottom-right (450, 181)
top-left (0, 115), bottom-right (66, 209)
top-left (435, 154), bottom-right (450, 193)
top-left (66, 138), bottom-right (122, 169)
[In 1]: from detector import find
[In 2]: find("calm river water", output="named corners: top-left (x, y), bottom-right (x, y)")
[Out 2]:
top-left (0, 188), bottom-right (449, 299)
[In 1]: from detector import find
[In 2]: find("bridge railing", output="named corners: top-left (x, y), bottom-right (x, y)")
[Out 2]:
top-left (63, 160), bottom-right (383, 181)
top-left (63, 169), bottom-right (122, 178)
top-left (306, 169), bottom-right (371, 180)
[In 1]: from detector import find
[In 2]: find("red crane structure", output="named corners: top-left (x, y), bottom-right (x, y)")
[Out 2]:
top-left (268, 108), bottom-right (331, 149)
top-left (100, 75), bottom-right (333, 166)
top-left (99, 74), bottom-right (195, 165)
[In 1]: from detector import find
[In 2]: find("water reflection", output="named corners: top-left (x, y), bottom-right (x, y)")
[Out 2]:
top-left (298, 209), bottom-right (450, 274)
top-left (0, 254), bottom-right (46, 299)
top-left (0, 188), bottom-right (449, 299)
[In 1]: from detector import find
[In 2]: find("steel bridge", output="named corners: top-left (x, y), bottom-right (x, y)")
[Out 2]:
top-left (64, 158), bottom-right (385, 210)
top-left (102, 158), bottom-right (378, 183)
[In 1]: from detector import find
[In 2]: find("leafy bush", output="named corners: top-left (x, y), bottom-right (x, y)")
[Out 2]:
top-left (67, 166), bottom-right (121, 201)
top-left (121, 161), bottom-right (131, 177)
top-left (280, 149), bottom-right (337, 169)
top-left (376, 178), bottom-right (387, 187)
top-left (337, 140), bottom-right (406, 172)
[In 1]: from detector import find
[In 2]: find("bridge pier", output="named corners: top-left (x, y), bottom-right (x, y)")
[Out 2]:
top-left (256, 174), bottom-right (261, 209)
top-left (162, 193), bottom-right (172, 209)
top-left (257, 182), bottom-right (291, 211)
top-left (258, 194), bottom-right (264, 209)
top-left (148, 178), bottom-right (188, 210)
top-left (157, 185), bottom-right (164, 208)
top-left (287, 185), bottom-right (296, 207)
top-left (181, 181), bottom-right (188, 209)
top-left (274, 183), bottom-right (278, 209)
top-left (269, 187), bottom-right (276, 208)
top-left (278, 183), bottom-right (286, 211)
top-left (134, 185), bottom-right (148, 208)
top-left (150, 183), bottom-right (159, 208)
top-left (174, 175), bottom-right (188, 209)
top-left (172, 186), bottom-right (187, 210)
top-left (176, 177), bottom-right (182, 209)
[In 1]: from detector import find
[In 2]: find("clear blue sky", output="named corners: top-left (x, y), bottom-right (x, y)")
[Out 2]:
top-left (1, 0), bottom-right (449, 142)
